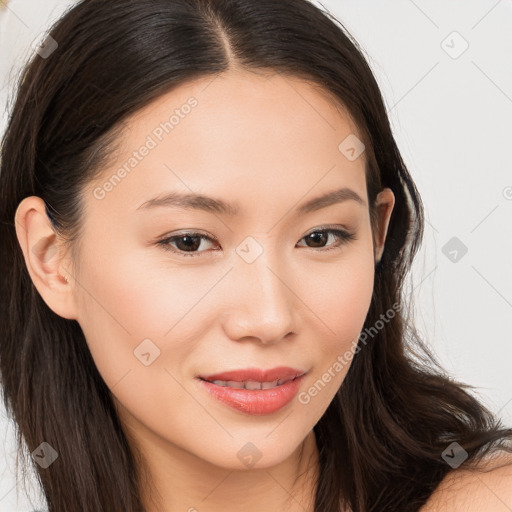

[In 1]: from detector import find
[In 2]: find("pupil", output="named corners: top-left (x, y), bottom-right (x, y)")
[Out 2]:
top-left (308, 232), bottom-right (327, 247)
top-left (178, 235), bottom-right (200, 251)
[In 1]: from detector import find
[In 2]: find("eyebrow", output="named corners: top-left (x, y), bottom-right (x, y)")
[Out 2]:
top-left (135, 187), bottom-right (365, 216)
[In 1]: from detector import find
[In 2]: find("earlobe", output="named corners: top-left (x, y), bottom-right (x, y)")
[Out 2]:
top-left (374, 187), bottom-right (395, 264)
top-left (14, 196), bottom-right (78, 320)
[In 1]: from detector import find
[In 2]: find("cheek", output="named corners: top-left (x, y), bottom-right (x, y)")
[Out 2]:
top-left (71, 240), bottom-right (170, 380)
top-left (306, 244), bottom-right (375, 339)
top-left (300, 243), bottom-right (375, 387)
top-left (73, 235), bottom-right (227, 388)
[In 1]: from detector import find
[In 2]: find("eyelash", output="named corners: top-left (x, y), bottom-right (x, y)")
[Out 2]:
top-left (156, 226), bottom-right (357, 258)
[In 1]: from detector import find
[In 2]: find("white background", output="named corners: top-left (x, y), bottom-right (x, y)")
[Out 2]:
top-left (1, 0), bottom-right (511, 510)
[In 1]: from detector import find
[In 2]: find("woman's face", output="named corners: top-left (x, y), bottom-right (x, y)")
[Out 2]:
top-left (19, 69), bottom-right (394, 471)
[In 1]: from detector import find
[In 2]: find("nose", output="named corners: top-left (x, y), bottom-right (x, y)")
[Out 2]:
top-left (221, 250), bottom-right (298, 345)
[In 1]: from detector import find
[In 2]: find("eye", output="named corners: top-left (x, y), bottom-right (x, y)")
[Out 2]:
top-left (157, 231), bottom-right (219, 257)
top-left (156, 226), bottom-right (356, 258)
top-left (297, 227), bottom-right (356, 252)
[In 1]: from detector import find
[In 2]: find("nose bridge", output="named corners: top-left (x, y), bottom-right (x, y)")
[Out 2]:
top-left (226, 235), bottom-right (297, 342)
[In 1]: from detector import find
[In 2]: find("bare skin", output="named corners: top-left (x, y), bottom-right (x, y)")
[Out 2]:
top-left (420, 451), bottom-right (512, 511)
top-left (15, 68), bottom-right (395, 512)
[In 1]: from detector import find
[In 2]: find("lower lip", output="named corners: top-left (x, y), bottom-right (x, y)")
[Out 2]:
top-left (198, 375), bottom-right (305, 415)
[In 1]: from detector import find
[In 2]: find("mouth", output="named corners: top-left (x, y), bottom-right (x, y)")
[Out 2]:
top-left (196, 367), bottom-right (308, 415)
top-left (197, 366), bottom-right (307, 390)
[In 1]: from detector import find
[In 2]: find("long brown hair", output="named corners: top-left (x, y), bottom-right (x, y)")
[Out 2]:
top-left (1, 1), bottom-right (511, 510)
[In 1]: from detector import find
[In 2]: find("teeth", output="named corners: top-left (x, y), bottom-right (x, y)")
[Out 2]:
top-left (211, 380), bottom-right (244, 389)
top-left (244, 380), bottom-right (263, 390)
top-left (261, 380), bottom-right (280, 389)
top-left (210, 379), bottom-right (285, 390)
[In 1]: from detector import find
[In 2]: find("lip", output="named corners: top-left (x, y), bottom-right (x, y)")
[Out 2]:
top-left (198, 366), bottom-right (306, 383)
top-left (198, 373), bottom-right (306, 415)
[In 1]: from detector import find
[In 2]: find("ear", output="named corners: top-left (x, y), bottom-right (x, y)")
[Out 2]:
top-left (373, 187), bottom-right (395, 264)
top-left (14, 196), bottom-right (79, 320)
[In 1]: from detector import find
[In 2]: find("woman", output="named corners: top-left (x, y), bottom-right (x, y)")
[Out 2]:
top-left (1, 1), bottom-right (511, 511)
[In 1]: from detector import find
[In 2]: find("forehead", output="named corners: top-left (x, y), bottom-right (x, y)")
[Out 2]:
top-left (86, 69), bottom-right (368, 217)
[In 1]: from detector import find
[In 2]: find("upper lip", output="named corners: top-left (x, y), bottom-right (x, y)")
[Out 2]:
top-left (198, 366), bottom-right (306, 383)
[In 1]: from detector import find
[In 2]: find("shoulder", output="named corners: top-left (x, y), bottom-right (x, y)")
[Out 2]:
top-left (420, 452), bottom-right (512, 511)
